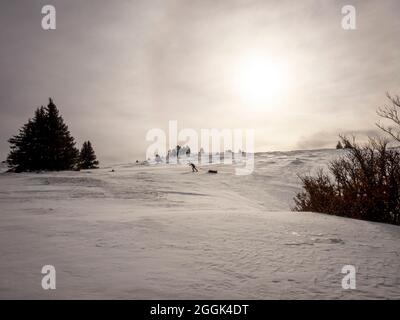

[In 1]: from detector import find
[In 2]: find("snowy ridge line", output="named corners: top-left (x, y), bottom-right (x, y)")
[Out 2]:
top-left (0, 149), bottom-right (399, 299)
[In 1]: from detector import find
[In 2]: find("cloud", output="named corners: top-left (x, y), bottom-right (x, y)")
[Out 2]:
top-left (0, 0), bottom-right (399, 162)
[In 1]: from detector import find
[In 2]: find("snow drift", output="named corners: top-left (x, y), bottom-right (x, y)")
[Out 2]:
top-left (0, 149), bottom-right (399, 299)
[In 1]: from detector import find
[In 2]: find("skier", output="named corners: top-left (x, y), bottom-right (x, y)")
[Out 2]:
top-left (189, 162), bottom-right (198, 172)
top-left (176, 145), bottom-right (181, 158)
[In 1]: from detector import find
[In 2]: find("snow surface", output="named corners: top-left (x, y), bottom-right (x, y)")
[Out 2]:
top-left (0, 149), bottom-right (399, 299)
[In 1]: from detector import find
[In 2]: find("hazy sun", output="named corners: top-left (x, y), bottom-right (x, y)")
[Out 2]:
top-left (234, 55), bottom-right (291, 106)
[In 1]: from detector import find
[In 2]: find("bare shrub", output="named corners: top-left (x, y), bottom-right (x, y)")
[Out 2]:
top-left (293, 137), bottom-right (400, 225)
top-left (376, 93), bottom-right (400, 144)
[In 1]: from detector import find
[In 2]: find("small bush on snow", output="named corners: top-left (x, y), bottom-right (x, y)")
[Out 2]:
top-left (293, 137), bottom-right (400, 225)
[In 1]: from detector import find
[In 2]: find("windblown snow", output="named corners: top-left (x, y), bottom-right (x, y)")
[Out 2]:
top-left (0, 149), bottom-right (399, 299)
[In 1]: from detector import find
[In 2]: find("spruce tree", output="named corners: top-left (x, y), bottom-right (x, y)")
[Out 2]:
top-left (45, 98), bottom-right (79, 170)
top-left (7, 98), bottom-right (79, 172)
top-left (336, 141), bottom-right (343, 149)
top-left (7, 118), bottom-right (34, 172)
top-left (79, 141), bottom-right (99, 169)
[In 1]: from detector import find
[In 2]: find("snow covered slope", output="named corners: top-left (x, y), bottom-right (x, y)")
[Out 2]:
top-left (0, 149), bottom-right (399, 299)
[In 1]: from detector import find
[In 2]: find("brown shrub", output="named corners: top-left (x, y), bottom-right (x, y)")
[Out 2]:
top-left (293, 137), bottom-right (400, 225)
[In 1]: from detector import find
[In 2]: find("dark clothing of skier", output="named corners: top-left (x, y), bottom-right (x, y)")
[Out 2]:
top-left (189, 163), bottom-right (198, 172)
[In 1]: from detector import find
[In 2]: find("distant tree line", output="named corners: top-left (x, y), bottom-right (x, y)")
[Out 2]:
top-left (294, 93), bottom-right (400, 225)
top-left (7, 98), bottom-right (99, 172)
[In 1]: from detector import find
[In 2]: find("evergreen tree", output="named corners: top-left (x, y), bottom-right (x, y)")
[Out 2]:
top-left (7, 98), bottom-right (79, 172)
top-left (45, 98), bottom-right (79, 170)
top-left (79, 141), bottom-right (99, 169)
top-left (336, 141), bottom-right (343, 149)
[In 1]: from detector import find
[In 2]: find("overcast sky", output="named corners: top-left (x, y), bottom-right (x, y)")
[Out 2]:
top-left (0, 0), bottom-right (399, 163)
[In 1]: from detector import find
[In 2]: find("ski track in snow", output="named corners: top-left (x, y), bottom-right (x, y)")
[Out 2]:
top-left (0, 149), bottom-right (399, 299)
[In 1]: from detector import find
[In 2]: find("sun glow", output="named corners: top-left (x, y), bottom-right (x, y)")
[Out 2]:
top-left (234, 55), bottom-right (292, 107)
